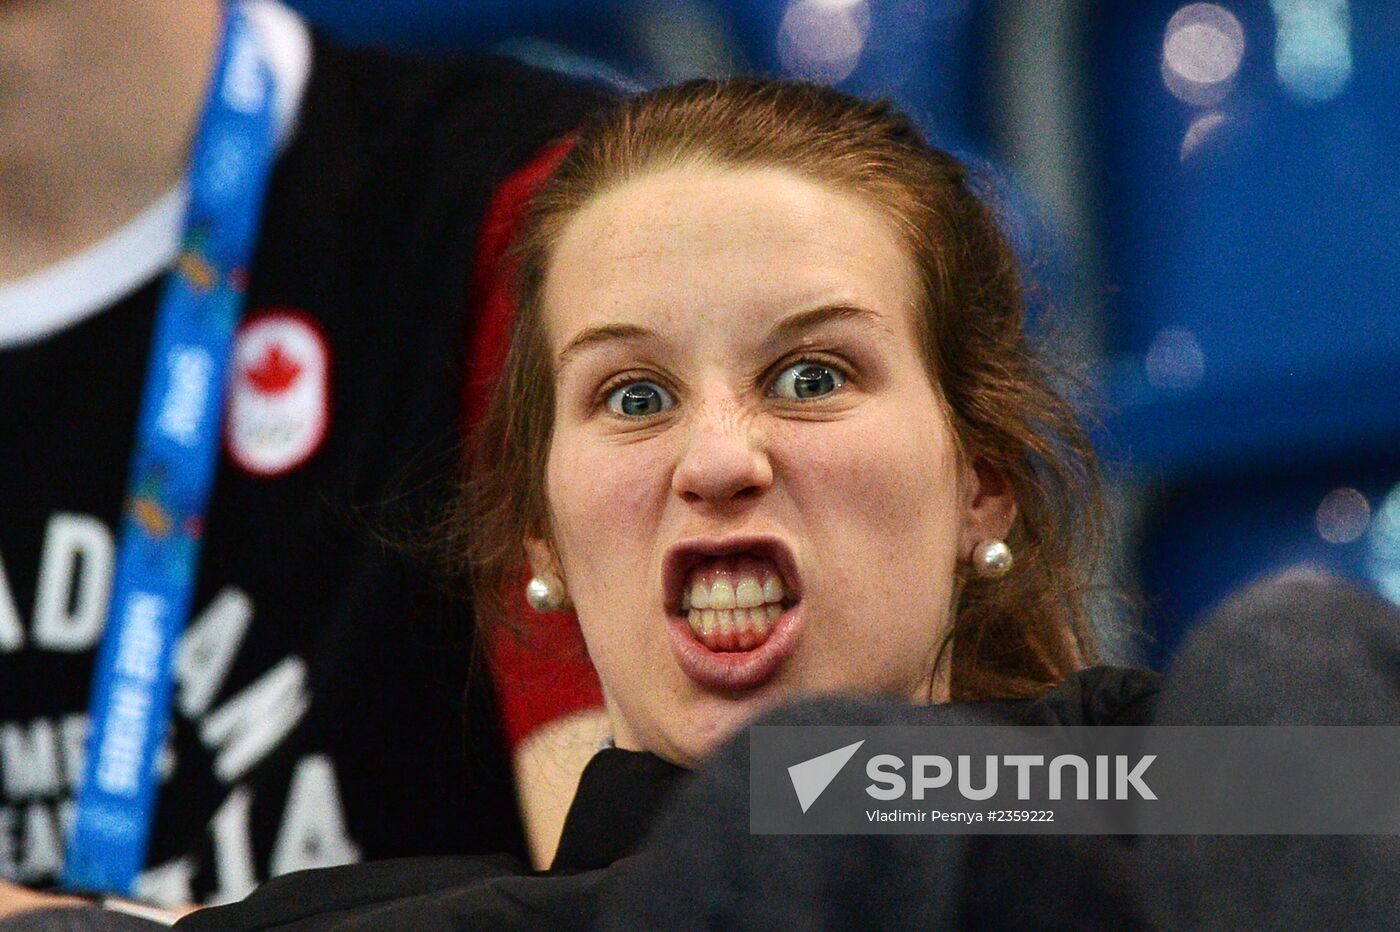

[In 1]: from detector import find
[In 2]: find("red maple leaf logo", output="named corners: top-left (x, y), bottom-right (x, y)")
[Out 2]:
top-left (244, 343), bottom-right (302, 394)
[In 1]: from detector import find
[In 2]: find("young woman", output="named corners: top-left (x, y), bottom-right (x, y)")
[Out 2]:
top-left (469, 76), bottom-right (1109, 771)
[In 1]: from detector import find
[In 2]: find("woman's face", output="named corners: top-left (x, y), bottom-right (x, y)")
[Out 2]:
top-left (533, 163), bottom-right (1013, 766)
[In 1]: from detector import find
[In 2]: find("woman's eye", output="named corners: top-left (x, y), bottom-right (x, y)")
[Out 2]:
top-left (769, 362), bottom-right (846, 400)
top-left (605, 380), bottom-right (676, 417)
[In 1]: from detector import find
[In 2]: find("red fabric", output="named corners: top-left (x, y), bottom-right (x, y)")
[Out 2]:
top-left (462, 135), bottom-right (572, 432)
top-left (464, 137), bottom-right (604, 752)
top-left (487, 589), bottom-right (605, 753)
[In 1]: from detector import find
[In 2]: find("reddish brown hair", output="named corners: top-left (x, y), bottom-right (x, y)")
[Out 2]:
top-left (457, 78), bottom-right (1102, 700)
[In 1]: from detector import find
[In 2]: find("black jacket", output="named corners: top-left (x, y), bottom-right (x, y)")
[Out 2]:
top-left (173, 666), bottom-right (1159, 930)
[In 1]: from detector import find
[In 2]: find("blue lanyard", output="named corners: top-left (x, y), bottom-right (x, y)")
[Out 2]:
top-left (62, 4), bottom-right (279, 895)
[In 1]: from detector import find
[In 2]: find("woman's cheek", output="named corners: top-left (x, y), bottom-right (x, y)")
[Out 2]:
top-left (547, 432), bottom-right (672, 572)
top-left (783, 409), bottom-right (955, 529)
top-left (780, 408), bottom-right (962, 624)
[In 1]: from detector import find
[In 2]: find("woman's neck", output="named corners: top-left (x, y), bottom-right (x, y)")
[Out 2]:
top-left (0, 0), bottom-right (222, 283)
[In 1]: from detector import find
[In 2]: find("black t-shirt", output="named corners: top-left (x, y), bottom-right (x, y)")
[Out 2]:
top-left (0, 31), bottom-right (604, 903)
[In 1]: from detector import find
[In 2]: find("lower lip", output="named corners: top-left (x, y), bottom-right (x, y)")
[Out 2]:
top-left (666, 604), bottom-right (802, 692)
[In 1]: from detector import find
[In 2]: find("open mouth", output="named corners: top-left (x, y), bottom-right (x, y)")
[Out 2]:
top-left (662, 535), bottom-right (804, 691)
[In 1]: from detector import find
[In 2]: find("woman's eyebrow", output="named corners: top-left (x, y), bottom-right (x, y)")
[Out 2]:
top-left (556, 305), bottom-right (886, 370)
top-left (556, 322), bottom-right (656, 370)
top-left (763, 304), bottom-right (890, 349)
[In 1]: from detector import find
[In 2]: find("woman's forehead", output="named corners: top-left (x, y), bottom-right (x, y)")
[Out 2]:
top-left (541, 163), bottom-right (921, 354)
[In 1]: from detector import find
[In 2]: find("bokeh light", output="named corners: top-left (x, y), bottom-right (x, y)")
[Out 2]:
top-left (1367, 483), bottom-right (1400, 605)
top-left (1315, 487), bottom-right (1371, 544)
top-left (628, 0), bottom-right (738, 80)
top-left (1180, 110), bottom-right (1230, 160)
top-left (1271, 0), bottom-right (1352, 103)
top-left (1161, 3), bottom-right (1246, 106)
top-left (777, 0), bottom-right (872, 84)
top-left (1144, 326), bottom-right (1206, 391)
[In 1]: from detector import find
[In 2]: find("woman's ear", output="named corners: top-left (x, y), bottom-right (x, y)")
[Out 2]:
top-left (958, 457), bottom-right (1017, 558)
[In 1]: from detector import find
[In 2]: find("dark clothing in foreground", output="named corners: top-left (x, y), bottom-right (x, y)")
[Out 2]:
top-left (1141, 570), bottom-right (1400, 929)
top-left (24, 573), bottom-right (1396, 930)
top-left (172, 667), bottom-right (1157, 930)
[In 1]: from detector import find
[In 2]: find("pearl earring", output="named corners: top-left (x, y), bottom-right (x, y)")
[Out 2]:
top-left (972, 540), bottom-right (1013, 579)
top-left (525, 576), bottom-right (568, 613)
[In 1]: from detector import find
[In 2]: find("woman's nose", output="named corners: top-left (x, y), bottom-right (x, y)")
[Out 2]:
top-left (671, 397), bottom-right (773, 508)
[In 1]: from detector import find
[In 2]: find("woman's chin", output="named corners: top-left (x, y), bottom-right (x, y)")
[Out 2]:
top-left (647, 689), bottom-right (794, 768)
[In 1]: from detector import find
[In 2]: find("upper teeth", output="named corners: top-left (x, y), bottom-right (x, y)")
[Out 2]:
top-left (683, 573), bottom-right (785, 611)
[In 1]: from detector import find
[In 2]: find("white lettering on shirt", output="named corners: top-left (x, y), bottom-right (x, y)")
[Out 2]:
top-left (0, 719), bottom-right (61, 800)
top-left (270, 755), bottom-right (359, 876)
top-left (177, 588), bottom-right (253, 718)
top-left (58, 714), bottom-right (87, 793)
top-left (32, 513), bottom-right (113, 651)
top-left (1, 514), bottom-right (343, 896)
top-left (16, 802), bottom-right (60, 881)
top-left (208, 786), bottom-right (257, 906)
top-left (0, 554), bottom-right (23, 651)
top-left (136, 856), bottom-right (196, 909)
top-left (0, 809), bottom-right (15, 877)
top-left (200, 657), bottom-right (309, 782)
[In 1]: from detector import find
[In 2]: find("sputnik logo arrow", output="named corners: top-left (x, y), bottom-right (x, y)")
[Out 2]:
top-left (788, 740), bottom-right (865, 813)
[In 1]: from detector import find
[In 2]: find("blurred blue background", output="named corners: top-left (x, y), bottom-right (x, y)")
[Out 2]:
top-left (285, 0), bottom-right (1400, 668)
